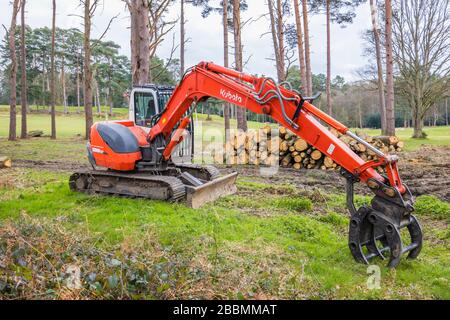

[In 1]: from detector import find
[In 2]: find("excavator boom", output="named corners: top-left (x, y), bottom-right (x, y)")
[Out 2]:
top-left (147, 61), bottom-right (422, 268)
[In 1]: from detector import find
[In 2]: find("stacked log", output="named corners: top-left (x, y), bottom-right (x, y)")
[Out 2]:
top-left (213, 125), bottom-right (404, 170)
top-left (279, 127), bottom-right (405, 171)
top-left (279, 128), bottom-right (330, 170)
top-left (214, 124), bottom-right (279, 166)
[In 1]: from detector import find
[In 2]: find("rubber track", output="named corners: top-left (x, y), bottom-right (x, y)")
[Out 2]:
top-left (175, 163), bottom-right (221, 180)
top-left (69, 170), bottom-right (186, 202)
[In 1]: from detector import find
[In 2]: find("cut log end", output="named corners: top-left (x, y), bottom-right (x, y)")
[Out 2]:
top-left (0, 156), bottom-right (12, 169)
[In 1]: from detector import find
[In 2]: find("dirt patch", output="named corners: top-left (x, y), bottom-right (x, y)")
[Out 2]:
top-left (11, 146), bottom-right (450, 201)
top-left (221, 146), bottom-right (450, 202)
top-left (397, 146), bottom-right (450, 201)
top-left (13, 159), bottom-right (91, 172)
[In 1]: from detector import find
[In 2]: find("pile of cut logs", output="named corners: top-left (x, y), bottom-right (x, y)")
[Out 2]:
top-left (279, 126), bottom-right (332, 170)
top-left (279, 126), bottom-right (405, 171)
top-left (214, 124), bottom-right (279, 166)
top-left (215, 125), bottom-right (404, 171)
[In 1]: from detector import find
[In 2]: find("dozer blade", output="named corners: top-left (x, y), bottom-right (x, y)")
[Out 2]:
top-left (185, 172), bottom-right (238, 209)
top-left (70, 168), bottom-right (238, 209)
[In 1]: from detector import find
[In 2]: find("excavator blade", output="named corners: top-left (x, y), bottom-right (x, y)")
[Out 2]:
top-left (185, 172), bottom-right (238, 209)
top-left (70, 165), bottom-right (238, 209)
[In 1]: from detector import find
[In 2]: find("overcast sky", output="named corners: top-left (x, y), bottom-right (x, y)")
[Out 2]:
top-left (0, 0), bottom-right (372, 81)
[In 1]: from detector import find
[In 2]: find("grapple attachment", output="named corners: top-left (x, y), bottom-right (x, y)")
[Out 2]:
top-left (344, 172), bottom-right (423, 268)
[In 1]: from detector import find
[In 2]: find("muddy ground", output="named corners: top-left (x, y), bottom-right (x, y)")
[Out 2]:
top-left (11, 146), bottom-right (450, 202)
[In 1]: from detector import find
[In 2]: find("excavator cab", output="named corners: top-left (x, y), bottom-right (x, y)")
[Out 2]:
top-left (129, 85), bottom-right (193, 161)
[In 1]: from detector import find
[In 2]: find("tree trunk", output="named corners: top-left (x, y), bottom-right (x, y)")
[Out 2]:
top-left (233, 0), bottom-right (247, 131)
top-left (108, 59), bottom-right (113, 116)
top-left (96, 81), bottom-right (101, 113)
top-left (445, 98), bottom-right (448, 126)
top-left (129, 0), bottom-right (150, 85)
top-left (20, 0), bottom-right (27, 139)
top-left (61, 55), bottom-right (67, 114)
top-left (412, 114), bottom-right (425, 138)
top-left (302, 0), bottom-right (312, 96)
top-left (42, 58), bottom-right (46, 108)
top-left (84, 0), bottom-right (93, 139)
top-left (180, 0), bottom-right (185, 75)
top-left (276, 0), bottom-right (285, 82)
top-left (326, 0), bottom-right (332, 115)
top-left (384, 0), bottom-right (395, 136)
top-left (268, 0), bottom-right (285, 82)
top-left (268, 0), bottom-right (281, 81)
top-left (50, 0), bottom-right (56, 140)
top-left (8, 0), bottom-right (20, 141)
top-left (370, 0), bottom-right (386, 134)
top-left (223, 0), bottom-right (230, 139)
top-left (268, 0), bottom-right (281, 79)
top-left (108, 92), bottom-right (113, 116)
top-left (76, 53), bottom-right (81, 113)
top-left (293, 0), bottom-right (307, 93)
top-left (433, 104), bottom-right (437, 126)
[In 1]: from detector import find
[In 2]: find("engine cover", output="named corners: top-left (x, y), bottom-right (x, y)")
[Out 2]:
top-left (89, 121), bottom-right (149, 171)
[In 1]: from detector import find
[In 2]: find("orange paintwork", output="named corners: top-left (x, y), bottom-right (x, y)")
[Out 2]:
top-left (128, 125), bottom-right (150, 147)
top-left (89, 122), bottom-right (142, 171)
top-left (147, 61), bottom-right (405, 193)
top-left (163, 117), bottom-right (191, 160)
top-left (89, 62), bottom-right (406, 194)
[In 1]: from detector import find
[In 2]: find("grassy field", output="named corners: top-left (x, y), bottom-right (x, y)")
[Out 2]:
top-left (361, 126), bottom-right (450, 151)
top-left (0, 107), bottom-right (277, 163)
top-left (1, 105), bottom-right (449, 150)
top-left (1, 106), bottom-right (449, 163)
top-left (0, 168), bottom-right (448, 299)
top-left (0, 108), bottom-right (449, 299)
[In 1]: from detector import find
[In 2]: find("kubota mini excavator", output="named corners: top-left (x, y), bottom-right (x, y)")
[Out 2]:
top-left (70, 62), bottom-right (423, 268)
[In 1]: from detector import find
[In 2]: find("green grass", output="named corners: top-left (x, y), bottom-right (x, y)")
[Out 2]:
top-left (0, 108), bottom-right (449, 299)
top-left (414, 195), bottom-right (450, 220)
top-left (361, 126), bottom-right (450, 151)
top-left (1, 106), bottom-right (449, 156)
top-left (0, 109), bottom-right (127, 139)
top-left (0, 108), bottom-right (276, 163)
top-left (0, 169), bottom-right (448, 299)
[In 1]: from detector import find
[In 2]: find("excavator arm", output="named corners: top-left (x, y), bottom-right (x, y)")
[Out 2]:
top-left (149, 62), bottom-right (423, 268)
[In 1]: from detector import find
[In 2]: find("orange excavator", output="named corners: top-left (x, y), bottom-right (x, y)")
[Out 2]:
top-left (70, 62), bottom-right (422, 268)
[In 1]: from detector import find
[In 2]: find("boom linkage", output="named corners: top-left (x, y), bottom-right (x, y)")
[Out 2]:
top-left (148, 62), bottom-right (422, 267)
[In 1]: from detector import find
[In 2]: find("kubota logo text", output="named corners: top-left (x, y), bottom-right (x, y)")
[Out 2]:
top-left (220, 89), bottom-right (243, 104)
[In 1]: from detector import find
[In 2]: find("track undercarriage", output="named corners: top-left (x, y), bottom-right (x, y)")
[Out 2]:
top-left (69, 164), bottom-right (238, 209)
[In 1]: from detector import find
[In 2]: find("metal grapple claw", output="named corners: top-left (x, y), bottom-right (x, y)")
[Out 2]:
top-left (344, 173), bottom-right (423, 268)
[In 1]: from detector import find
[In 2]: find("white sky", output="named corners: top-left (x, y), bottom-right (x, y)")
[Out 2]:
top-left (0, 0), bottom-right (372, 81)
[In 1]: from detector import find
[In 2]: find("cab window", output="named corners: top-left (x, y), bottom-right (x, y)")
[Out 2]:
top-left (134, 92), bottom-right (157, 127)
top-left (158, 93), bottom-right (171, 110)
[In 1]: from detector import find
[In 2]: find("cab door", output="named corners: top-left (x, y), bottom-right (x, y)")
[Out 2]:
top-left (157, 90), bottom-right (193, 163)
top-left (129, 88), bottom-right (159, 127)
top-left (129, 87), bottom-right (193, 162)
